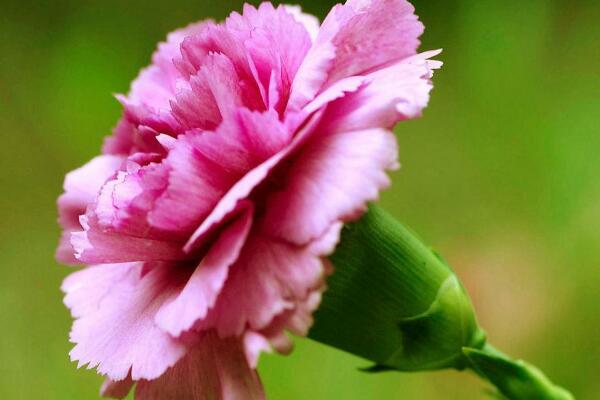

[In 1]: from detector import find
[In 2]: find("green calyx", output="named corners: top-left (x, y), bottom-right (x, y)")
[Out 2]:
top-left (308, 204), bottom-right (573, 399)
top-left (309, 204), bottom-right (485, 371)
top-left (388, 274), bottom-right (486, 371)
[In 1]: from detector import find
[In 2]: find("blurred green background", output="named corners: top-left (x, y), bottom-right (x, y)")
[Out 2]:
top-left (1, 0), bottom-right (599, 398)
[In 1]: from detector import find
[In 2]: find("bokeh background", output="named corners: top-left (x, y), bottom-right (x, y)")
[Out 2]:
top-left (1, 0), bottom-right (599, 398)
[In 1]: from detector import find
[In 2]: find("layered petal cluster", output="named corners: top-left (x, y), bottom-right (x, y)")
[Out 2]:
top-left (56, 1), bottom-right (440, 398)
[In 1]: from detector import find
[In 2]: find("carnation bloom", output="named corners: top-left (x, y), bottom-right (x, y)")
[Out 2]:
top-left (57, 1), bottom-right (440, 398)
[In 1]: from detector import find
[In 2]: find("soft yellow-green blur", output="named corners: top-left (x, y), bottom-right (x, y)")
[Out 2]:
top-left (1, 0), bottom-right (598, 398)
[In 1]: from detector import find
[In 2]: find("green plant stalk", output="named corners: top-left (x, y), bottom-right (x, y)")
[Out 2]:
top-left (308, 204), bottom-right (573, 399)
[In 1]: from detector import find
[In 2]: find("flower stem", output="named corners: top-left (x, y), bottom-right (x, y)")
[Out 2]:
top-left (463, 343), bottom-right (574, 399)
top-left (309, 204), bottom-right (573, 399)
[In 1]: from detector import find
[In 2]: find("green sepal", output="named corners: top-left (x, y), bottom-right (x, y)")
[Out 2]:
top-left (309, 204), bottom-right (484, 371)
top-left (389, 275), bottom-right (486, 371)
top-left (359, 364), bottom-right (396, 373)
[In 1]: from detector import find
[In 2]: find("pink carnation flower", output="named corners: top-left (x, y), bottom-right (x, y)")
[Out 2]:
top-left (57, 1), bottom-right (440, 398)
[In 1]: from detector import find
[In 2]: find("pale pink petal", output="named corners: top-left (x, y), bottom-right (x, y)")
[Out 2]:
top-left (303, 75), bottom-right (367, 115)
top-left (58, 155), bottom-right (124, 230)
top-left (243, 321), bottom-right (295, 369)
top-left (171, 53), bottom-right (242, 131)
top-left (261, 127), bottom-right (398, 245)
top-left (287, 41), bottom-right (336, 111)
top-left (241, 289), bottom-right (325, 368)
top-left (135, 334), bottom-right (264, 400)
top-left (155, 134), bottom-right (177, 151)
top-left (155, 206), bottom-right (253, 337)
top-left (321, 0), bottom-right (424, 84)
top-left (101, 376), bottom-right (134, 399)
top-left (231, 2), bottom-right (313, 80)
top-left (57, 155), bottom-right (124, 264)
top-left (132, 21), bottom-right (211, 107)
top-left (72, 215), bottom-right (188, 264)
top-left (56, 231), bottom-right (80, 265)
top-left (231, 3), bottom-right (314, 113)
top-left (132, 21), bottom-right (211, 110)
top-left (243, 332), bottom-right (274, 368)
top-left (199, 233), bottom-right (326, 337)
top-left (104, 118), bottom-right (137, 155)
top-left (176, 23), bottom-right (264, 110)
top-left (307, 221), bottom-right (344, 256)
top-left (93, 159), bottom-right (173, 240)
top-left (104, 120), bottom-right (168, 156)
top-left (62, 262), bottom-right (139, 319)
top-left (320, 50), bottom-right (442, 133)
top-left (284, 5), bottom-right (321, 42)
top-left (103, 22), bottom-right (211, 154)
top-left (68, 262), bottom-right (190, 380)
top-left (289, 0), bottom-right (424, 110)
top-left (241, 226), bottom-right (340, 368)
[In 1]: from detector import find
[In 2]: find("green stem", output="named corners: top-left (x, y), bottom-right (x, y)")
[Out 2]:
top-left (308, 204), bottom-right (573, 399)
top-left (463, 343), bottom-right (574, 400)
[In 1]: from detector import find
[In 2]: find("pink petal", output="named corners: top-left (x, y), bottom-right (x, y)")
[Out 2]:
top-left (321, 0), bottom-right (424, 84)
top-left (284, 5), bottom-right (321, 42)
top-left (58, 155), bottom-right (124, 231)
top-left (287, 41), bottom-right (336, 111)
top-left (104, 119), bottom-right (168, 156)
top-left (72, 215), bottom-right (188, 264)
top-left (184, 109), bottom-right (325, 252)
top-left (134, 334), bottom-right (264, 400)
top-left (176, 23), bottom-right (264, 109)
top-left (134, 21), bottom-right (211, 110)
top-left (155, 206), bottom-right (254, 337)
top-left (184, 108), bottom-right (321, 251)
top-left (241, 225), bottom-right (340, 368)
top-left (100, 376), bottom-right (134, 399)
top-left (232, 3), bottom-right (314, 113)
top-left (56, 231), bottom-right (80, 265)
top-left (62, 262), bottom-right (138, 319)
top-left (198, 233), bottom-right (326, 337)
top-left (68, 262), bottom-right (190, 380)
top-left (261, 127), bottom-right (398, 245)
top-left (57, 155), bottom-right (124, 264)
top-left (151, 108), bottom-right (291, 238)
top-left (320, 50), bottom-right (443, 133)
top-left (289, 0), bottom-right (424, 110)
top-left (303, 75), bottom-right (367, 115)
top-left (230, 2), bottom-right (313, 80)
top-left (307, 221), bottom-right (344, 256)
top-left (103, 22), bottom-right (211, 154)
top-left (93, 159), bottom-right (174, 240)
top-left (171, 53), bottom-right (242, 131)
top-left (243, 332), bottom-right (275, 368)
